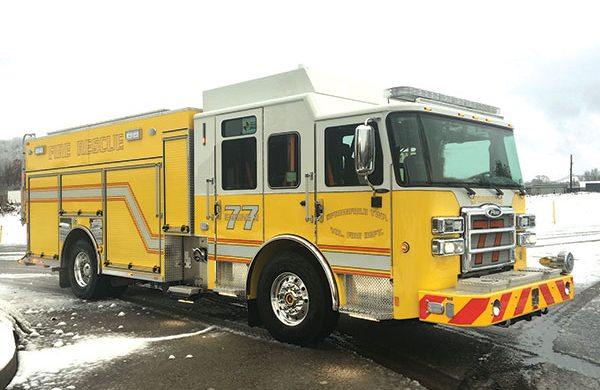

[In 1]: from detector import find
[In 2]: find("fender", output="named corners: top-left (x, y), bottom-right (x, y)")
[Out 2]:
top-left (60, 226), bottom-right (102, 287)
top-left (247, 234), bottom-right (339, 311)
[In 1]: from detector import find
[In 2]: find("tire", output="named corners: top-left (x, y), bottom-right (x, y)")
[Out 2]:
top-left (67, 238), bottom-right (104, 299)
top-left (257, 252), bottom-right (338, 346)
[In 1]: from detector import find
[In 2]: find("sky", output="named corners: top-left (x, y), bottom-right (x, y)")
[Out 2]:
top-left (1, 0), bottom-right (599, 181)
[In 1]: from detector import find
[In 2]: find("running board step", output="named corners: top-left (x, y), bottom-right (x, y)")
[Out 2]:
top-left (168, 285), bottom-right (201, 300)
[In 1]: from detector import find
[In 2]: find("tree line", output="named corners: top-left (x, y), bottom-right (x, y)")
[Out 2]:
top-left (0, 137), bottom-right (22, 191)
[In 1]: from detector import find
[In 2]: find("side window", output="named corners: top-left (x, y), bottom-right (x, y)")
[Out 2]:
top-left (222, 137), bottom-right (257, 190)
top-left (387, 114), bottom-right (428, 184)
top-left (268, 133), bottom-right (300, 188)
top-left (325, 123), bottom-right (383, 187)
top-left (222, 116), bottom-right (257, 137)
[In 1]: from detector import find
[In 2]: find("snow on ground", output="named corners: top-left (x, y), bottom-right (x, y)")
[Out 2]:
top-left (0, 279), bottom-right (218, 389)
top-left (527, 192), bottom-right (600, 290)
top-left (527, 192), bottom-right (600, 237)
top-left (9, 326), bottom-right (215, 388)
top-left (0, 311), bottom-right (16, 382)
top-left (0, 212), bottom-right (26, 247)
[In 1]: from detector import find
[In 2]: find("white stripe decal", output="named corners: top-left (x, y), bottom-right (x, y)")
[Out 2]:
top-left (324, 251), bottom-right (391, 272)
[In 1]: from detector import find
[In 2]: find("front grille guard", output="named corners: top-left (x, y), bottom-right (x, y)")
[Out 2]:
top-left (461, 206), bottom-right (516, 274)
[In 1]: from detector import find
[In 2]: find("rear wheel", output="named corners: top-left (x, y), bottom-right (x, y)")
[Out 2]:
top-left (257, 252), bottom-right (338, 346)
top-left (67, 239), bottom-right (103, 299)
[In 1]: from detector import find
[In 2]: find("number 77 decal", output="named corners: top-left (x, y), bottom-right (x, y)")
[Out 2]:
top-left (224, 205), bottom-right (259, 230)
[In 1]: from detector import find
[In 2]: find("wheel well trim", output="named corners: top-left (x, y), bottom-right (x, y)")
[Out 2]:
top-left (247, 234), bottom-right (339, 311)
top-left (61, 226), bottom-right (101, 274)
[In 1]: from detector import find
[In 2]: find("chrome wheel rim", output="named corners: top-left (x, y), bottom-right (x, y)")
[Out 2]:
top-left (73, 251), bottom-right (92, 288)
top-left (270, 272), bottom-right (309, 326)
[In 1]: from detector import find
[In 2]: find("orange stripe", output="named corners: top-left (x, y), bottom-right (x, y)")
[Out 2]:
top-left (332, 267), bottom-right (390, 278)
top-left (448, 298), bottom-right (490, 325)
top-left (555, 280), bottom-right (571, 301)
top-left (320, 244), bottom-right (390, 255)
top-left (473, 220), bottom-right (488, 229)
top-left (539, 283), bottom-right (555, 305)
top-left (514, 287), bottom-right (531, 316)
top-left (216, 256), bottom-right (251, 264)
top-left (216, 237), bottom-right (263, 246)
top-left (491, 219), bottom-right (504, 263)
top-left (475, 232), bottom-right (487, 265)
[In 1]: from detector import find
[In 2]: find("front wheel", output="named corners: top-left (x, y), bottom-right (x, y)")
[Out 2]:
top-left (67, 239), bottom-right (104, 299)
top-left (257, 252), bottom-right (338, 346)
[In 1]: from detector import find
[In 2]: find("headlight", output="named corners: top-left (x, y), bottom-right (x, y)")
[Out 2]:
top-left (432, 238), bottom-right (465, 256)
top-left (432, 217), bottom-right (464, 235)
top-left (492, 299), bottom-right (502, 317)
top-left (517, 232), bottom-right (537, 247)
top-left (516, 214), bottom-right (536, 229)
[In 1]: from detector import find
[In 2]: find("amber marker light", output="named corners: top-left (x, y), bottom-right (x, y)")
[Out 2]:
top-left (401, 242), bottom-right (410, 253)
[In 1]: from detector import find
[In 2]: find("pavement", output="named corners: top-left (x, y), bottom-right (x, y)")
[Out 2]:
top-left (0, 250), bottom-right (424, 390)
top-left (2, 242), bottom-right (600, 389)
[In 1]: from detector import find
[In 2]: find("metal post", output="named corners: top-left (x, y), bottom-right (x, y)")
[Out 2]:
top-left (569, 154), bottom-right (573, 193)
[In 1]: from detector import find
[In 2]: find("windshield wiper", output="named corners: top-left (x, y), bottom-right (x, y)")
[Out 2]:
top-left (490, 185), bottom-right (504, 197)
top-left (464, 185), bottom-right (476, 197)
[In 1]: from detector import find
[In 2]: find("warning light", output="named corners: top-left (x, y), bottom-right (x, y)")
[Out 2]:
top-left (401, 242), bottom-right (410, 253)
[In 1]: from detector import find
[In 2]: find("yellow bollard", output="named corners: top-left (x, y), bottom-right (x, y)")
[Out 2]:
top-left (552, 200), bottom-right (556, 225)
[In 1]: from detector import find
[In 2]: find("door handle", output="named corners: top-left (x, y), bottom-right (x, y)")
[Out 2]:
top-left (206, 178), bottom-right (214, 220)
top-left (304, 172), bottom-right (314, 223)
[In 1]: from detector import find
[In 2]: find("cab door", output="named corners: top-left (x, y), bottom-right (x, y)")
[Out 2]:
top-left (315, 117), bottom-right (392, 278)
top-left (213, 109), bottom-right (264, 294)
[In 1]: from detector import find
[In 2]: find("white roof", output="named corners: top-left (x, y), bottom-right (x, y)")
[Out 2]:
top-left (202, 67), bottom-right (383, 112)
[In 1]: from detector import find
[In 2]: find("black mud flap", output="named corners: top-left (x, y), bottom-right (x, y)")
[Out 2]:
top-left (247, 299), bottom-right (262, 327)
top-left (57, 267), bottom-right (70, 288)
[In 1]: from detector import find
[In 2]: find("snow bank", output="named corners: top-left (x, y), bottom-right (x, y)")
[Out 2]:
top-left (0, 213), bottom-right (26, 246)
top-left (527, 192), bottom-right (600, 289)
top-left (527, 192), bottom-right (600, 235)
top-left (0, 314), bottom-right (16, 383)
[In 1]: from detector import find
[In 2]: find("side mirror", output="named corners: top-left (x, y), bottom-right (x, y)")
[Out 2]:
top-left (354, 120), bottom-right (376, 177)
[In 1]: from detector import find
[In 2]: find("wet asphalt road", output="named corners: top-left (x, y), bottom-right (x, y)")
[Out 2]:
top-left (1, 244), bottom-right (599, 390)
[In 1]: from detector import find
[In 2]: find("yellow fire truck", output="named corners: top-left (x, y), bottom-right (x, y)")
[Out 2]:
top-left (21, 68), bottom-right (574, 345)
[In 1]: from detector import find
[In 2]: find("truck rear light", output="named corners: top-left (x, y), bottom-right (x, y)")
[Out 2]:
top-left (565, 281), bottom-right (571, 295)
top-left (517, 232), bottom-right (536, 247)
top-left (432, 217), bottom-right (464, 235)
top-left (427, 301), bottom-right (444, 314)
top-left (432, 238), bottom-right (465, 256)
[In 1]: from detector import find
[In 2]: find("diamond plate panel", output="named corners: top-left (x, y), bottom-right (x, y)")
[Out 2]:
top-left (340, 274), bottom-right (393, 320)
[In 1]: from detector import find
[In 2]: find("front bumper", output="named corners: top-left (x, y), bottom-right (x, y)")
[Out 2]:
top-left (419, 269), bottom-right (573, 326)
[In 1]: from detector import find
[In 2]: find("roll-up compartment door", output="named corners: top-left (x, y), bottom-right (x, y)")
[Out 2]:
top-left (163, 135), bottom-right (191, 234)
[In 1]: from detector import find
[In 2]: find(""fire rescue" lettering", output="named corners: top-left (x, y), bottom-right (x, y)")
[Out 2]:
top-left (77, 134), bottom-right (124, 156)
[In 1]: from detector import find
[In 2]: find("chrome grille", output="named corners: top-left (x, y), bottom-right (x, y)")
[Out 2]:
top-left (462, 205), bottom-right (516, 273)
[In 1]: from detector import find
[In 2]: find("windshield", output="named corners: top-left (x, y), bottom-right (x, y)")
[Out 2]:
top-left (387, 112), bottom-right (523, 188)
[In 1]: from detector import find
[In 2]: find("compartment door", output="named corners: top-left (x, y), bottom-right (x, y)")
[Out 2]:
top-left (105, 165), bottom-right (161, 274)
top-left (163, 135), bottom-right (191, 234)
top-left (28, 175), bottom-right (59, 259)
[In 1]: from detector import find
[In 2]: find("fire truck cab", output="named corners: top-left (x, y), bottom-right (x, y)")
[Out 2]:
top-left (22, 68), bottom-right (574, 345)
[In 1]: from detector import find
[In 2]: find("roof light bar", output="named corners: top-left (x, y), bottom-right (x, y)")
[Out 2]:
top-left (384, 86), bottom-right (502, 117)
